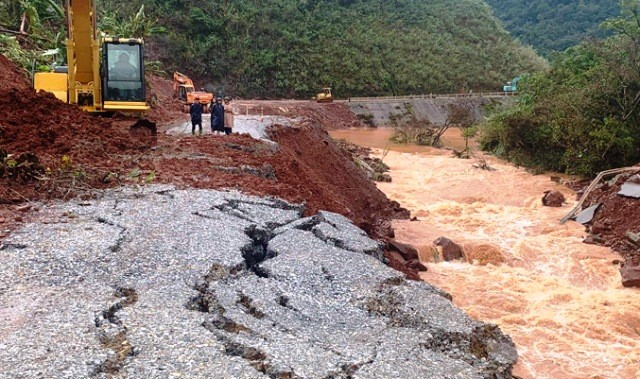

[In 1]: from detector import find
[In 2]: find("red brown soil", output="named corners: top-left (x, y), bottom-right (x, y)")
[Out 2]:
top-left (0, 55), bottom-right (30, 92)
top-left (583, 171), bottom-right (640, 260)
top-left (145, 74), bottom-right (184, 126)
top-left (0, 55), bottom-right (417, 277)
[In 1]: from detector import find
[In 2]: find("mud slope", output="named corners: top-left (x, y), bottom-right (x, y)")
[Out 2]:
top-left (0, 56), bottom-right (404, 250)
top-left (0, 55), bottom-right (30, 91)
top-left (268, 122), bottom-right (406, 236)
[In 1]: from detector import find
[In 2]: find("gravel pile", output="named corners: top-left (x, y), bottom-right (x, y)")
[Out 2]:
top-left (0, 186), bottom-right (517, 378)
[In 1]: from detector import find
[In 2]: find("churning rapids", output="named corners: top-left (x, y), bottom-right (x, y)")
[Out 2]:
top-left (330, 128), bottom-right (640, 379)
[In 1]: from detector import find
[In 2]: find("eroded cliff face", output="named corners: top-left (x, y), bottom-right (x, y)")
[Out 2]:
top-left (0, 186), bottom-right (517, 378)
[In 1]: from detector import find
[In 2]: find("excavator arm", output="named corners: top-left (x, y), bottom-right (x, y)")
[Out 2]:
top-left (66, 0), bottom-right (101, 109)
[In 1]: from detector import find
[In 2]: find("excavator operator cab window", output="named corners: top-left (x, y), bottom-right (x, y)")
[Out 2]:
top-left (178, 86), bottom-right (194, 101)
top-left (103, 42), bottom-right (145, 102)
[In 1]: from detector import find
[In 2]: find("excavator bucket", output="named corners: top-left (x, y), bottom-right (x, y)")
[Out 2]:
top-left (129, 118), bottom-right (157, 141)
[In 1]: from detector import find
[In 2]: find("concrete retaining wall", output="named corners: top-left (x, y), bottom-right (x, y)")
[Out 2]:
top-left (346, 97), bottom-right (513, 127)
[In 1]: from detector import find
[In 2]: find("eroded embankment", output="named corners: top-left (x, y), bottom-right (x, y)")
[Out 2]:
top-left (0, 186), bottom-right (517, 378)
top-left (1, 70), bottom-right (402, 246)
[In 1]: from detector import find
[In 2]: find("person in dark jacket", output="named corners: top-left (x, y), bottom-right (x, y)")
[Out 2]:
top-left (211, 97), bottom-right (225, 135)
top-left (189, 97), bottom-right (204, 135)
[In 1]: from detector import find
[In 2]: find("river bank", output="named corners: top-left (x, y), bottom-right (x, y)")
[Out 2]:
top-left (331, 128), bottom-right (640, 379)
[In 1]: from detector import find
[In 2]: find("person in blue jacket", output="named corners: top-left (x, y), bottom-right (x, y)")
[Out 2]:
top-left (211, 97), bottom-right (225, 135)
top-left (189, 97), bottom-right (203, 135)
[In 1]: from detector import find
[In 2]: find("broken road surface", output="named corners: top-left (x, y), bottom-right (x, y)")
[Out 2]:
top-left (0, 186), bottom-right (517, 378)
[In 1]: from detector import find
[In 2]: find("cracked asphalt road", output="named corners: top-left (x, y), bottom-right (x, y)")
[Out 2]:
top-left (0, 185), bottom-right (517, 378)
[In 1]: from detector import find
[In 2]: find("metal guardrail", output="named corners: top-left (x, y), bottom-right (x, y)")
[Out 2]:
top-left (344, 92), bottom-right (518, 102)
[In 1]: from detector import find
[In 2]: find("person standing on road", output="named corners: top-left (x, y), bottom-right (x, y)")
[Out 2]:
top-left (223, 96), bottom-right (235, 135)
top-left (211, 97), bottom-right (225, 135)
top-left (189, 97), bottom-right (203, 135)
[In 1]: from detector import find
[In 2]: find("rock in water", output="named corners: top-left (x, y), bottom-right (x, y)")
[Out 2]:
top-left (542, 190), bottom-right (565, 207)
top-left (620, 258), bottom-right (640, 288)
top-left (406, 259), bottom-right (428, 271)
top-left (434, 236), bottom-right (464, 261)
top-left (388, 239), bottom-right (419, 261)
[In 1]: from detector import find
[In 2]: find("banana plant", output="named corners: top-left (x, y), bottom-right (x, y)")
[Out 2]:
top-left (15, 0), bottom-right (63, 34)
top-left (100, 5), bottom-right (166, 38)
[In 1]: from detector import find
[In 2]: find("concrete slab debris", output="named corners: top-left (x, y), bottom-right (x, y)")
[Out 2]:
top-left (574, 203), bottom-right (601, 224)
top-left (618, 180), bottom-right (640, 199)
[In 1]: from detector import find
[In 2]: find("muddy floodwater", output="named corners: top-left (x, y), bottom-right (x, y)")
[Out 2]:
top-left (330, 128), bottom-right (640, 379)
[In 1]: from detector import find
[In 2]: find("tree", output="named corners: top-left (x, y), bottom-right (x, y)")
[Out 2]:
top-left (480, 1), bottom-right (640, 176)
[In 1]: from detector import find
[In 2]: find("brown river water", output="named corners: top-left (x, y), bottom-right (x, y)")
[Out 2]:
top-left (330, 128), bottom-right (640, 379)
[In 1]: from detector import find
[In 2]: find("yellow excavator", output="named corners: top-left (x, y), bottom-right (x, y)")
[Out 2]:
top-left (315, 87), bottom-right (333, 103)
top-left (33, 0), bottom-right (148, 113)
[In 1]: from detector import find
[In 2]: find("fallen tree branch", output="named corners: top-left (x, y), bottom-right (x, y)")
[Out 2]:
top-left (0, 27), bottom-right (27, 36)
top-left (9, 188), bottom-right (31, 202)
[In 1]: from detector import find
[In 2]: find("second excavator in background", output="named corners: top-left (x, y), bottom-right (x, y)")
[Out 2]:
top-left (173, 72), bottom-right (213, 113)
top-left (315, 87), bottom-right (334, 103)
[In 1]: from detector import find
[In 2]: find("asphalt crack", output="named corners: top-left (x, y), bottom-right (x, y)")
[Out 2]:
top-left (241, 225), bottom-right (276, 278)
top-left (92, 287), bottom-right (138, 376)
top-left (95, 217), bottom-right (128, 253)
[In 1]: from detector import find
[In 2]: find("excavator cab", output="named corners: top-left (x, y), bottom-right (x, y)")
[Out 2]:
top-left (102, 39), bottom-right (147, 111)
top-left (177, 85), bottom-right (194, 101)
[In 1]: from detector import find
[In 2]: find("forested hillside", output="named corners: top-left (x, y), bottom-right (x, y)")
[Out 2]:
top-left (485, 0), bottom-right (619, 56)
top-left (480, 1), bottom-right (640, 176)
top-left (133, 0), bottom-right (546, 98)
top-left (1, 0), bottom-right (546, 98)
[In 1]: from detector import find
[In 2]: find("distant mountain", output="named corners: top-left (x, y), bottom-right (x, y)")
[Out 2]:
top-left (484, 0), bottom-right (620, 55)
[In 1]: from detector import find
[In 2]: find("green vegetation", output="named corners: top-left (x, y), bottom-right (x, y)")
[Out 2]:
top-left (485, 0), bottom-right (619, 56)
top-left (0, 0), bottom-right (65, 68)
top-left (97, 0), bottom-right (546, 98)
top-left (2, 0), bottom-right (546, 98)
top-left (391, 103), bottom-right (476, 147)
top-left (480, 1), bottom-right (640, 176)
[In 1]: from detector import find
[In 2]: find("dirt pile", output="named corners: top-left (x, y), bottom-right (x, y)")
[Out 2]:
top-left (146, 74), bottom-right (184, 125)
top-left (0, 87), bottom-right (153, 203)
top-left (0, 55), bottom-right (30, 92)
top-left (581, 170), bottom-right (640, 286)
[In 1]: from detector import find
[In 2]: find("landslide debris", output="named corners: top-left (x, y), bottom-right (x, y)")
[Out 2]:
top-left (0, 87), bottom-right (155, 202)
top-left (579, 170), bottom-right (640, 287)
top-left (334, 138), bottom-right (393, 182)
top-left (0, 56), bottom-right (410, 276)
top-left (0, 57), bottom-right (394, 236)
top-left (0, 55), bottom-right (30, 92)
